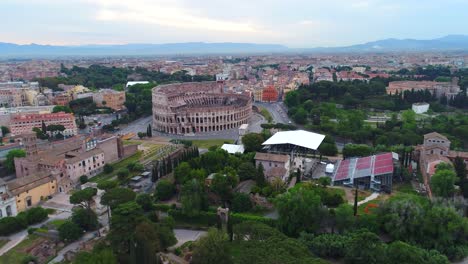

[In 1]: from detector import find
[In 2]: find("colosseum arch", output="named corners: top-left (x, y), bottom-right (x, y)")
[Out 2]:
top-left (152, 82), bottom-right (252, 135)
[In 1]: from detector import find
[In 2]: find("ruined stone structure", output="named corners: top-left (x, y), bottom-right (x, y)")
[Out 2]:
top-left (152, 82), bottom-right (252, 134)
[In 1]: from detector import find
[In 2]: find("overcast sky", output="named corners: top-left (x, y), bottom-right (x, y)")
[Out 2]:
top-left (2, 0), bottom-right (468, 47)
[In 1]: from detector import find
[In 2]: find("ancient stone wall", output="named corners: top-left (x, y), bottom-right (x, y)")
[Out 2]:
top-left (152, 82), bottom-right (252, 134)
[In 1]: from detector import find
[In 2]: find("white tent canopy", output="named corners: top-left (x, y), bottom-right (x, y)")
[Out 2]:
top-left (221, 144), bottom-right (245, 154)
top-left (262, 130), bottom-right (325, 150)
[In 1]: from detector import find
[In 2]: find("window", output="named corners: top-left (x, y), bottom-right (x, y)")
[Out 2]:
top-left (6, 205), bottom-right (12, 216)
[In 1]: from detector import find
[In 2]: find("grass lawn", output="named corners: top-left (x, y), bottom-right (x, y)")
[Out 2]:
top-left (0, 234), bottom-right (42, 264)
top-left (191, 139), bottom-right (234, 149)
top-left (394, 182), bottom-right (418, 195)
top-left (259, 107), bottom-right (273, 123)
top-left (49, 219), bottom-right (67, 229)
top-left (90, 151), bottom-right (142, 184)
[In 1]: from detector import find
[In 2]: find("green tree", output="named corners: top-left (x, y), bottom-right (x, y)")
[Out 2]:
top-left (103, 164), bottom-right (114, 174)
top-left (58, 221), bottom-right (83, 242)
top-left (211, 173), bottom-right (235, 203)
top-left (256, 163), bottom-right (266, 187)
top-left (0, 126), bottom-right (10, 136)
top-left (430, 167), bottom-right (457, 197)
top-left (174, 162), bottom-right (192, 184)
top-left (154, 179), bottom-right (175, 201)
top-left (101, 187), bottom-right (136, 209)
top-left (293, 107), bottom-right (308, 124)
top-left (276, 188), bottom-right (326, 236)
top-left (52, 105), bottom-right (72, 113)
top-left (79, 175), bottom-right (88, 184)
top-left (191, 228), bottom-right (231, 264)
top-left (181, 179), bottom-right (208, 216)
top-left (133, 221), bottom-right (162, 264)
top-left (231, 193), bottom-right (253, 213)
top-left (318, 177), bottom-right (331, 188)
top-left (108, 201), bottom-right (145, 261)
top-left (334, 204), bottom-right (354, 233)
top-left (342, 144), bottom-right (373, 158)
top-left (237, 162), bottom-right (257, 181)
top-left (72, 207), bottom-right (99, 231)
top-left (454, 156), bottom-right (467, 180)
top-left (242, 133), bottom-right (264, 152)
top-left (97, 180), bottom-right (118, 191)
top-left (344, 230), bottom-right (386, 264)
top-left (135, 193), bottom-right (153, 211)
top-left (386, 241), bottom-right (450, 264)
top-left (5, 149), bottom-right (26, 172)
top-left (117, 168), bottom-right (130, 181)
top-left (69, 187), bottom-right (97, 210)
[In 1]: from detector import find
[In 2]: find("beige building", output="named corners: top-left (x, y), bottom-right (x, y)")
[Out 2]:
top-left (254, 152), bottom-right (290, 182)
top-left (93, 89), bottom-right (126, 111)
top-left (7, 172), bottom-right (57, 212)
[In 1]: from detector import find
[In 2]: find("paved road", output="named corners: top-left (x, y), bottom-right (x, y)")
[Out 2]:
top-left (0, 211), bottom-right (71, 256)
top-left (172, 229), bottom-right (207, 248)
top-left (114, 116), bottom-right (152, 138)
top-left (254, 102), bottom-right (291, 124)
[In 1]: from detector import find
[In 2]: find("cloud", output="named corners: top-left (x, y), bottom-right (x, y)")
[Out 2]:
top-left (87, 0), bottom-right (258, 33)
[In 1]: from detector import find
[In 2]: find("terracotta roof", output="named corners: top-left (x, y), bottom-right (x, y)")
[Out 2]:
top-left (7, 172), bottom-right (55, 196)
top-left (424, 132), bottom-right (449, 141)
top-left (255, 152), bottom-right (289, 163)
top-left (65, 148), bottom-right (104, 164)
top-left (448, 151), bottom-right (468, 159)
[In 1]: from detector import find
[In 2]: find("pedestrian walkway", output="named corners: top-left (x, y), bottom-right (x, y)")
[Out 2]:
top-left (0, 211), bottom-right (71, 256)
top-left (357, 192), bottom-right (379, 206)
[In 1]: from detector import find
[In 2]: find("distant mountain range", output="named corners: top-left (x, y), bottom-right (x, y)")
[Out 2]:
top-left (304, 35), bottom-right (468, 53)
top-left (1, 35), bottom-right (468, 57)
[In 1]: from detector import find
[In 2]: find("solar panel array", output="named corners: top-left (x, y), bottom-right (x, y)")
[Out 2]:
top-left (333, 153), bottom-right (394, 181)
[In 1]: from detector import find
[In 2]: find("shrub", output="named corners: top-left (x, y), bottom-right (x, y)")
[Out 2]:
top-left (169, 210), bottom-right (218, 226)
top-left (79, 175), bottom-right (88, 184)
top-left (24, 207), bottom-right (48, 225)
top-left (230, 213), bottom-right (277, 228)
top-left (117, 168), bottom-right (130, 180)
top-left (97, 180), bottom-right (118, 190)
top-left (27, 227), bottom-right (38, 235)
top-left (0, 217), bottom-right (26, 236)
top-left (21, 255), bottom-right (38, 264)
top-left (58, 221), bottom-right (83, 242)
top-left (103, 164), bottom-right (114, 174)
top-left (304, 233), bottom-right (351, 258)
top-left (155, 179), bottom-right (175, 201)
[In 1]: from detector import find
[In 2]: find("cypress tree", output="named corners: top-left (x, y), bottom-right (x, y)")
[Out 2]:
top-left (353, 188), bottom-right (358, 216)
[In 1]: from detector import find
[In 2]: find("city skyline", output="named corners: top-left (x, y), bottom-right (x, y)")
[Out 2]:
top-left (2, 0), bottom-right (468, 48)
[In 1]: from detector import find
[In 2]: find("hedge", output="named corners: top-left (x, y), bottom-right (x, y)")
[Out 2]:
top-left (168, 210), bottom-right (218, 226)
top-left (0, 207), bottom-right (49, 236)
top-left (168, 209), bottom-right (277, 228)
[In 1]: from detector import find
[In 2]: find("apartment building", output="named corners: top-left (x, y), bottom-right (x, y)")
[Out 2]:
top-left (9, 112), bottom-right (77, 136)
top-left (93, 89), bottom-right (126, 111)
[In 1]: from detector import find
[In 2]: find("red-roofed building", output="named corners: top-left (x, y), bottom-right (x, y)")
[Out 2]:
top-left (261, 85), bottom-right (279, 102)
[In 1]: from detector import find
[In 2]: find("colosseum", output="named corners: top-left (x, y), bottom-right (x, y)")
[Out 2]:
top-left (152, 82), bottom-right (252, 134)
